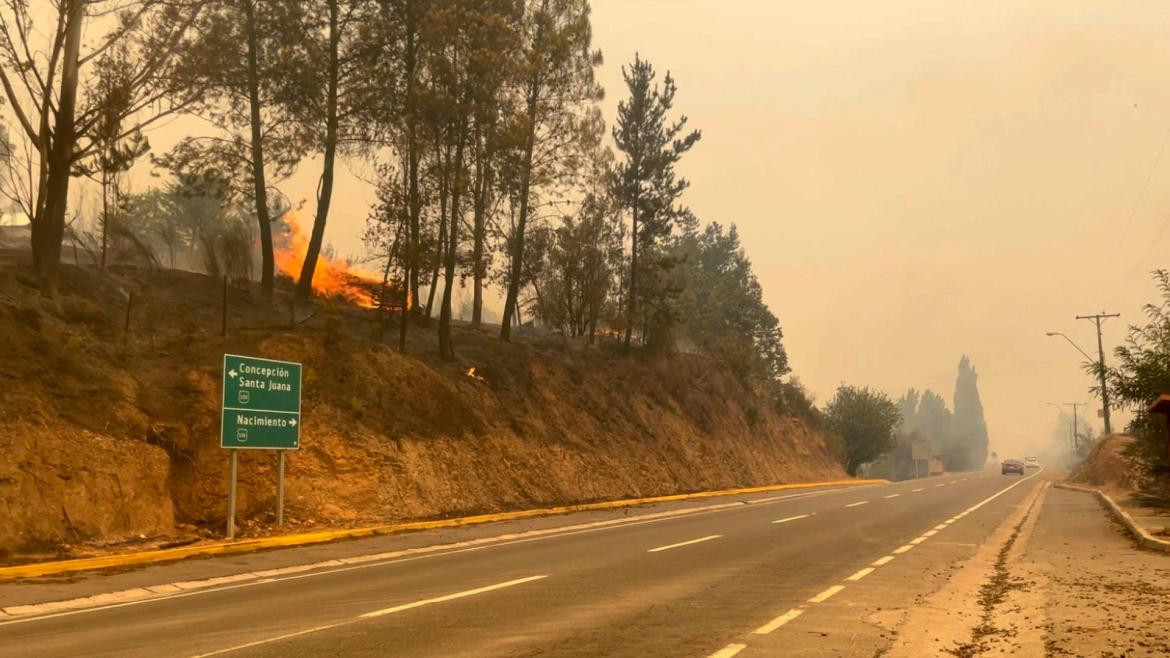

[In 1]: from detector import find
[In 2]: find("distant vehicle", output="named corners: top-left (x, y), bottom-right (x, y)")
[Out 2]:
top-left (1002, 459), bottom-right (1025, 475)
top-left (1024, 456), bottom-right (1039, 469)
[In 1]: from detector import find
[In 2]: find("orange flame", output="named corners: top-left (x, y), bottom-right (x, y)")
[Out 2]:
top-left (275, 213), bottom-right (381, 309)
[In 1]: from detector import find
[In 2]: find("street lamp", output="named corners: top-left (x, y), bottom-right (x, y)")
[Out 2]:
top-left (1045, 332), bottom-right (1093, 361)
top-left (1046, 331), bottom-right (1113, 435)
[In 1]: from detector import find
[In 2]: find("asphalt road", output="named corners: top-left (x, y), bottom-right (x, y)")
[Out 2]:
top-left (0, 469), bottom-right (1045, 657)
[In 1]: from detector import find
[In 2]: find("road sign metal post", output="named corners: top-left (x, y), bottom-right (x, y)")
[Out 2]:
top-left (221, 354), bottom-right (302, 538)
top-left (227, 450), bottom-right (238, 540)
top-left (276, 451), bottom-right (285, 526)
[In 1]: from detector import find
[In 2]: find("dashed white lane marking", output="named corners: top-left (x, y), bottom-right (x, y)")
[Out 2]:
top-left (361, 575), bottom-right (547, 618)
top-left (772, 514), bottom-right (812, 525)
top-left (844, 501), bottom-right (869, 508)
top-left (911, 487), bottom-right (926, 492)
top-left (754, 608), bottom-right (804, 634)
top-left (883, 494), bottom-right (900, 499)
top-left (0, 497), bottom-right (775, 625)
top-left (648, 534), bottom-right (722, 553)
top-left (734, 468), bottom-right (1046, 648)
top-left (935, 484), bottom-right (946, 488)
top-left (808, 585), bottom-right (845, 603)
top-left (845, 567), bottom-right (875, 582)
top-left (708, 643), bottom-right (748, 658)
top-left (192, 575), bottom-right (548, 657)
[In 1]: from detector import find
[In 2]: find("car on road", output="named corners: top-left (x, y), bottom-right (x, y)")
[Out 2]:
top-left (1002, 459), bottom-right (1025, 475)
top-left (1024, 456), bottom-right (1039, 469)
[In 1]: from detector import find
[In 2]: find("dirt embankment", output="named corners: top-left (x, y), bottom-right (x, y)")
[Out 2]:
top-left (0, 264), bottom-right (844, 558)
top-left (1069, 434), bottom-right (1138, 491)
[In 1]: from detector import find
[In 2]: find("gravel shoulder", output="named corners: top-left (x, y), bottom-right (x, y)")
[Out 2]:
top-left (886, 478), bottom-right (1170, 656)
top-left (1026, 486), bottom-right (1170, 657)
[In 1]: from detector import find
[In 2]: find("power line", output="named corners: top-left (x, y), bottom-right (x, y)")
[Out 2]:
top-left (1107, 120), bottom-right (1170, 262)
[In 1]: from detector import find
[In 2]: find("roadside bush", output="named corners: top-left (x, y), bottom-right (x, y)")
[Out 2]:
top-left (1106, 270), bottom-right (1170, 489)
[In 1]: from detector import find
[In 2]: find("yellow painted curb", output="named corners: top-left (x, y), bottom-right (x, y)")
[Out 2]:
top-left (0, 478), bottom-right (884, 580)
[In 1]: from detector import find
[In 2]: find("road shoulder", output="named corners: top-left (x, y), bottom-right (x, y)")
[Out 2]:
top-left (886, 480), bottom-right (1170, 657)
top-left (1027, 487), bottom-right (1170, 656)
top-left (882, 477), bottom-right (1049, 656)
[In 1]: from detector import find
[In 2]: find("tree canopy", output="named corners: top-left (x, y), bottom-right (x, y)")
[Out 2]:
top-left (823, 385), bottom-right (902, 476)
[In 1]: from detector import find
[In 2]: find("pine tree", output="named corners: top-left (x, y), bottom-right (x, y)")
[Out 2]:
top-left (611, 54), bottom-right (700, 350)
top-left (951, 355), bottom-right (990, 470)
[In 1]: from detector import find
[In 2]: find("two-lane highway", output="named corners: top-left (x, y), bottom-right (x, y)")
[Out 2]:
top-left (0, 470), bottom-right (1045, 657)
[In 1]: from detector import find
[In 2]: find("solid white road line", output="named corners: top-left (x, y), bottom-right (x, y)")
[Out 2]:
top-left (883, 494), bottom-right (900, 499)
top-left (0, 500), bottom-right (752, 626)
top-left (772, 514), bottom-right (811, 525)
top-left (5, 491), bottom-right (797, 626)
top-left (808, 585), bottom-right (845, 603)
top-left (192, 575), bottom-right (547, 657)
top-left (361, 575), bottom-right (547, 618)
top-left (754, 608), bottom-right (804, 634)
top-left (193, 621), bottom-right (350, 658)
top-left (746, 490), bottom-right (829, 505)
top-left (844, 501), bottom-right (869, 508)
top-left (648, 535), bottom-right (722, 553)
top-left (845, 567), bottom-right (875, 582)
top-left (708, 643), bottom-right (748, 658)
top-left (734, 468), bottom-right (1047, 646)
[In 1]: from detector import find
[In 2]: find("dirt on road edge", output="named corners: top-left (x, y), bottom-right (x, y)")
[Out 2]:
top-left (881, 478), bottom-right (1050, 657)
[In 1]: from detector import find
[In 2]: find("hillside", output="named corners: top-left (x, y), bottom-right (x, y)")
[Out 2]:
top-left (0, 262), bottom-right (844, 559)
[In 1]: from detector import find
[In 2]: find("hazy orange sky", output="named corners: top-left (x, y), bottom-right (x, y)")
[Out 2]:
top-left (134, 1), bottom-right (1170, 455)
top-left (585, 0), bottom-right (1170, 454)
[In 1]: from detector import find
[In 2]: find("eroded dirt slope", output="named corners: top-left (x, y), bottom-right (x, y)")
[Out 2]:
top-left (0, 264), bottom-right (843, 557)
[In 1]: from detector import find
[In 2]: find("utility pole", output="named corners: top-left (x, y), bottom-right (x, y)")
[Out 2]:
top-left (1047, 401), bottom-right (1083, 453)
top-left (1076, 312), bottom-right (1119, 436)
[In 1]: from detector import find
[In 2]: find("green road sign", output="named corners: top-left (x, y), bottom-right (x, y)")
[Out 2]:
top-left (221, 354), bottom-right (302, 450)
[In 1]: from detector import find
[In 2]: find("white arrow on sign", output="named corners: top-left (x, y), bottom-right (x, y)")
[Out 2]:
top-left (229, 369), bottom-right (238, 378)
top-left (289, 418), bottom-right (298, 426)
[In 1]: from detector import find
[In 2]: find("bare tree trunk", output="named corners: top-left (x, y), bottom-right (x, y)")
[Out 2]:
top-left (399, 3), bottom-right (420, 352)
top-left (438, 132), bottom-right (465, 361)
top-left (623, 203), bottom-right (638, 350)
top-left (32, 0), bottom-right (84, 290)
top-left (425, 143), bottom-right (449, 320)
top-left (242, 0), bottom-right (274, 302)
top-left (100, 168), bottom-right (109, 272)
top-left (499, 79), bottom-right (539, 341)
top-left (470, 123), bottom-right (491, 328)
top-left (295, 0), bottom-right (340, 304)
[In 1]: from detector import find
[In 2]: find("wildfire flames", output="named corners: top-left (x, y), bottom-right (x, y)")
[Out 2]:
top-left (275, 213), bottom-right (381, 309)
